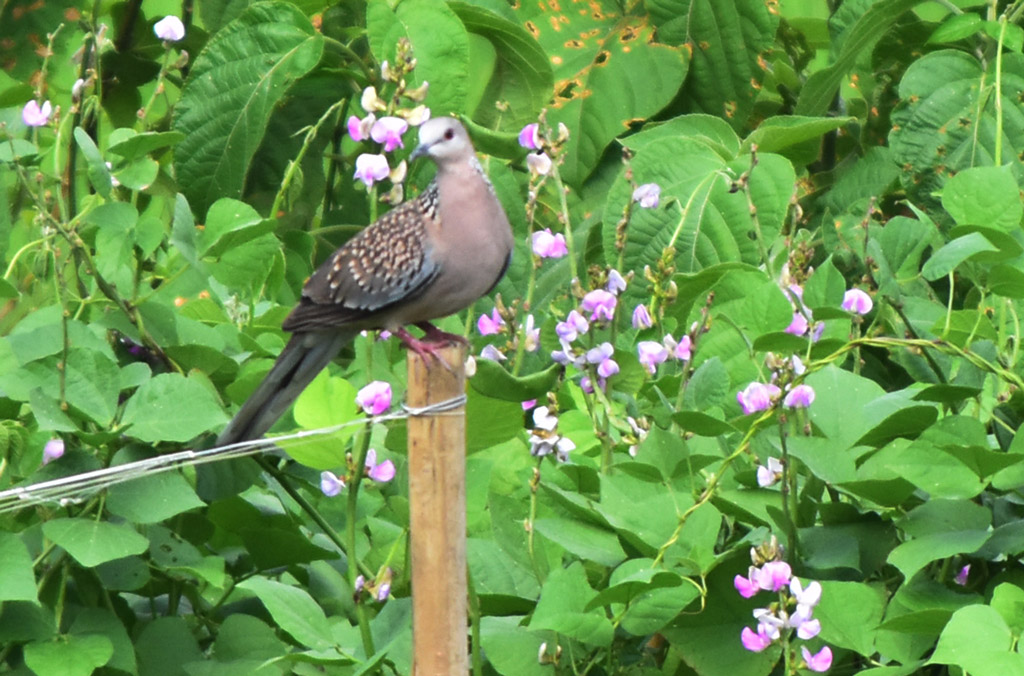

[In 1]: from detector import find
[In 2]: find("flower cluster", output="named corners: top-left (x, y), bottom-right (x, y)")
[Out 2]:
top-left (518, 121), bottom-right (567, 177)
top-left (320, 449), bottom-right (396, 497)
top-left (532, 228), bottom-right (568, 259)
top-left (529, 406), bottom-right (575, 462)
top-left (348, 39), bottom-right (431, 194)
top-left (637, 333), bottom-right (691, 375)
top-left (734, 558), bottom-right (832, 672)
top-left (355, 567), bottom-right (393, 603)
top-left (476, 305), bottom-right (538, 363)
top-left (356, 381), bottom-right (392, 416)
top-left (737, 354), bottom-right (814, 415)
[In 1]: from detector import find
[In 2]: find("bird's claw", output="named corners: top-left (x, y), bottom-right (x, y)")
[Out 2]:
top-left (394, 327), bottom-right (461, 371)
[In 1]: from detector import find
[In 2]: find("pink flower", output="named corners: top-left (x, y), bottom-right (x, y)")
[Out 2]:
top-left (365, 448), bottom-right (396, 482)
top-left (801, 646), bottom-right (833, 672)
top-left (477, 308), bottom-right (504, 335)
top-left (795, 615), bottom-right (822, 640)
top-left (734, 571), bottom-right (760, 598)
top-left (585, 342), bottom-right (614, 365)
top-left (955, 564), bottom-right (970, 586)
top-left (786, 311), bottom-right (809, 336)
top-left (783, 384), bottom-right (815, 409)
top-left (670, 334), bottom-right (691, 361)
top-left (43, 438), bottom-right (64, 464)
top-left (737, 382), bottom-right (780, 414)
top-left (22, 100), bottom-right (52, 127)
top-left (532, 229), bottom-right (568, 258)
top-left (740, 625), bottom-right (774, 653)
top-left (153, 15), bottom-right (185, 41)
top-left (371, 116), bottom-right (409, 152)
top-left (347, 114), bottom-right (376, 142)
top-left (320, 471), bottom-right (345, 497)
top-left (521, 399), bottom-right (537, 410)
top-left (842, 288), bottom-right (873, 315)
top-left (522, 314), bottom-right (540, 352)
top-left (638, 341), bottom-right (669, 374)
top-left (556, 310), bottom-right (589, 342)
top-left (527, 152), bottom-right (552, 176)
top-left (756, 457), bottom-right (783, 487)
top-left (581, 290), bottom-right (617, 321)
top-left (354, 153), bottom-right (390, 187)
top-left (632, 304), bottom-right (653, 330)
top-left (755, 560), bottom-right (792, 591)
top-left (790, 578), bottom-right (823, 608)
top-left (356, 381), bottom-right (392, 415)
top-left (632, 183), bottom-right (661, 208)
top-left (518, 123), bottom-right (541, 149)
top-left (597, 358), bottom-right (619, 379)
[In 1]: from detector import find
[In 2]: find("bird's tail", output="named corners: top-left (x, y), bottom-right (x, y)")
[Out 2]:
top-left (215, 330), bottom-right (356, 446)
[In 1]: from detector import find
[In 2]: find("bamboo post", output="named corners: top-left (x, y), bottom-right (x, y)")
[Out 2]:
top-left (407, 345), bottom-right (467, 675)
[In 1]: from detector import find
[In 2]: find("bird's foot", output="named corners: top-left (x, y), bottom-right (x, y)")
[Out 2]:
top-left (394, 327), bottom-right (460, 370)
top-left (415, 322), bottom-right (470, 346)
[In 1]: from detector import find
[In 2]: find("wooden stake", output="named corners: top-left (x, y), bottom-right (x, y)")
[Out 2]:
top-left (407, 346), bottom-right (467, 676)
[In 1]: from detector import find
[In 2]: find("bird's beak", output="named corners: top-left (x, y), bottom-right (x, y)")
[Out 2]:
top-left (410, 142), bottom-right (431, 161)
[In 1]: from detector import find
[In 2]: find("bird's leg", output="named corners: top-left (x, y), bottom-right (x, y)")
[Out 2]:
top-left (414, 321), bottom-right (470, 346)
top-left (393, 327), bottom-right (458, 369)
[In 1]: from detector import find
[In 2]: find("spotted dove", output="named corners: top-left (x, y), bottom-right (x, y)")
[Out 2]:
top-left (216, 117), bottom-right (514, 445)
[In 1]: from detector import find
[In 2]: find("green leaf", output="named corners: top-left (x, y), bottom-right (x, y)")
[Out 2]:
top-left (200, 197), bottom-right (270, 257)
top-left (649, 0), bottom-right (777, 131)
top-left (928, 12), bottom-right (983, 44)
top-left (796, 0), bottom-right (925, 116)
top-left (449, 2), bottom-right (554, 131)
top-left (73, 128), bottom-right (112, 199)
top-left (990, 583), bottom-right (1024, 636)
top-left (106, 463), bottom-right (204, 524)
top-left (888, 530), bottom-right (990, 580)
top-left (942, 166), bottom-right (1023, 231)
top-left (586, 559), bottom-right (682, 609)
top-left (741, 115), bottom-right (855, 155)
top-left (42, 519), bottom-right (148, 568)
top-left (237, 577), bottom-right (335, 650)
top-left (855, 405), bottom-right (938, 447)
top-left (529, 562), bottom-right (613, 646)
top-left (23, 634), bottom-right (113, 676)
top-left (173, 2), bottom-right (325, 215)
top-left (929, 605), bottom-right (1024, 675)
top-left (534, 517), bottom-right (626, 567)
top-left (921, 232), bottom-right (999, 281)
top-left (815, 581), bottom-right (887, 656)
top-left (367, 0), bottom-right (469, 118)
top-left (121, 373), bottom-right (229, 443)
top-left (469, 361), bottom-right (562, 402)
top-left (277, 371), bottom-right (360, 469)
top-left (480, 616), bottom-right (551, 676)
top-left (107, 130), bottom-right (185, 161)
top-left (673, 411), bottom-right (737, 436)
top-left (803, 255), bottom-right (847, 310)
top-left (0, 532), bottom-right (38, 603)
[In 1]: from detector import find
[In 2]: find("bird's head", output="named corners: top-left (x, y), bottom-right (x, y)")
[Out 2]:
top-left (410, 117), bottom-right (472, 164)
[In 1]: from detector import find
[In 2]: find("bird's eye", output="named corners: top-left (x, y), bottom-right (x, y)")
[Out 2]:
top-left (444, 128), bottom-right (455, 140)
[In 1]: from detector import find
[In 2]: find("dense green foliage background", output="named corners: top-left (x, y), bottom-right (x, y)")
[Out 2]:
top-left (3, 0), bottom-right (1024, 674)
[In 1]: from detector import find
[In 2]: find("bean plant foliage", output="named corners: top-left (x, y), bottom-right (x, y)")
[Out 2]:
top-left (3, 0), bottom-right (1024, 674)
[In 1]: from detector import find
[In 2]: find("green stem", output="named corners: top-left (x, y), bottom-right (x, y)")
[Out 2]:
top-left (348, 428), bottom-right (377, 658)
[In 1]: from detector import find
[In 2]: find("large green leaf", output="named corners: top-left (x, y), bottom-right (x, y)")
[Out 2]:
top-left (173, 2), bottom-right (325, 215)
top-left (450, 2), bottom-right (554, 131)
top-left (367, 0), bottom-right (470, 117)
top-left (889, 50), bottom-right (1024, 206)
top-left (647, 0), bottom-right (778, 130)
top-left (121, 373), bottom-right (229, 443)
top-left (514, 0), bottom-right (687, 184)
top-left (42, 519), bottom-right (149, 568)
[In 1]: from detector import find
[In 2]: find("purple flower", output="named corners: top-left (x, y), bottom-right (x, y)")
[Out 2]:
top-left (153, 15), bottom-right (185, 41)
top-left (532, 229), bottom-right (568, 258)
top-left (606, 269), bottom-right (627, 295)
top-left (365, 448), bottom-right (396, 483)
top-left (354, 575), bottom-right (365, 593)
top-left (356, 381), bottom-right (392, 416)
top-left (521, 399), bottom-right (537, 410)
top-left (638, 341), bottom-right (669, 374)
top-left (347, 113), bottom-right (375, 142)
top-left (597, 358), bottom-right (619, 379)
top-left (632, 183), bottom-right (661, 209)
top-left (795, 614), bottom-right (822, 640)
top-left (580, 375), bottom-right (595, 394)
top-left (842, 288), bottom-right (873, 315)
top-left (737, 382), bottom-right (780, 414)
top-left (371, 116), bottom-right (409, 152)
top-left (556, 310), bottom-right (589, 342)
top-left (376, 582), bottom-right (391, 602)
top-left (756, 457), bottom-right (783, 487)
top-left (734, 571), bottom-right (761, 599)
top-left (480, 344), bottom-right (506, 361)
top-left (320, 471), bottom-right (345, 497)
top-left (527, 152), bottom-right (552, 176)
top-left (669, 334), bottom-right (692, 361)
top-left (783, 384), bottom-right (815, 409)
top-left (786, 311), bottom-right (809, 336)
top-left (586, 342), bottom-right (614, 365)
top-left (581, 290), bottom-right (617, 321)
top-left (477, 308), bottom-right (504, 335)
top-left (632, 304), bottom-right (653, 330)
top-left (790, 578), bottom-right (823, 608)
top-left (801, 646), bottom-right (833, 672)
top-left (518, 123), bottom-right (541, 150)
top-left (755, 560), bottom-right (792, 591)
top-left (354, 153), bottom-right (390, 187)
top-left (43, 438), bottom-right (64, 465)
top-left (22, 100), bottom-right (52, 127)
top-left (740, 625), bottom-right (774, 653)
top-left (955, 564), bottom-right (970, 586)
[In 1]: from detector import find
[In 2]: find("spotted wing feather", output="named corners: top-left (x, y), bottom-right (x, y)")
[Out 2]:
top-left (283, 186), bottom-right (440, 332)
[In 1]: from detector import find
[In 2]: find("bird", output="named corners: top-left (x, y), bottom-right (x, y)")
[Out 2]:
top-left (215, 117), bottom-right (514, 446)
